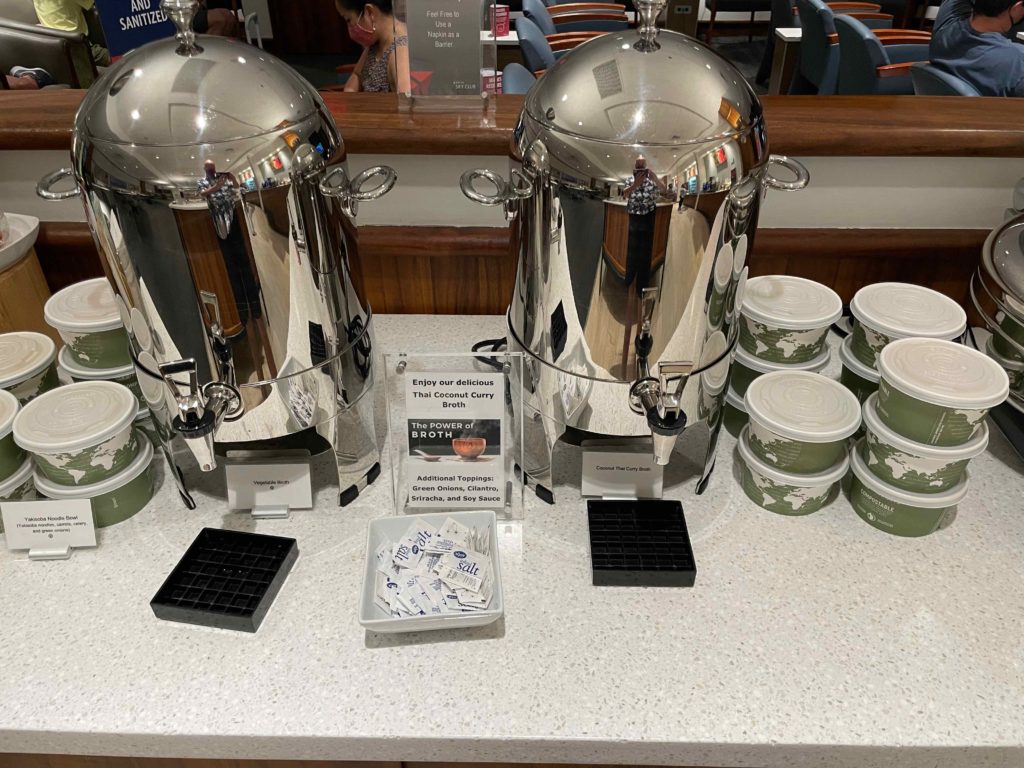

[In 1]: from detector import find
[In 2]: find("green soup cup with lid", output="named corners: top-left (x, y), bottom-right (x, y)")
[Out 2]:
top-left (731, 343), bottom-right (830, 400)
top-left (0, 456), bottom-right (36, 531)
top-left (739, 275), bottom-right (842, 363)
top-left (0, 331), bottom-right (59, 404)
top-left (737, 426), bottom-right (849, 516)
top-left (849, 439), bottom-right (967, 537)
top-left (862, 393), bottom-right (987, 493)
top-left (13, 380), bottom-right (141, 486)
top-left (876, 338), bottom-right (1008, 447)
top-left (849, 282), bottom-right (966, 368)
top-left (838, 334), bottom-right (880, 406)
top-left (59, 345), bottom-right (144, 409)
top-left (44, 277), bottom-right (131, 370)
top-left (34, 437), bottom-right (155, 528)
top-left (0, 389), bottom-right (25, 482)
top-left (744, 370), bottom-right (862, 474)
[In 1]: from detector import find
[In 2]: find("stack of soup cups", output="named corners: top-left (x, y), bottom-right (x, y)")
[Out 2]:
top-left (724, 275), bottom-right (841, 437)
top-left (849, 338), bottom-right (1008, 537)
top-left (737, 370), bottom-right (861, 515)
top-left (842, 282), bottom-right (967, 406)
top-left (44, 278), bottom-right (157, 444)
top-left (12, 381), bottom-right (156, 528)
top-left (985, 295), bottom-right (1024, 401)
top-left (0, 331), bottom-right (59, 403)
top-left (0, 390), bottom-right (35, 519)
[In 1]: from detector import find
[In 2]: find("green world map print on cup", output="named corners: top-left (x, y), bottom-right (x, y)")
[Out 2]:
top-left (402, 0), bottom-right (497, 99)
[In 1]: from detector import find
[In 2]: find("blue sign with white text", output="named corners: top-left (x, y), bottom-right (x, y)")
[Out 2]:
top-left (95, 0), bottom-right (175, 57)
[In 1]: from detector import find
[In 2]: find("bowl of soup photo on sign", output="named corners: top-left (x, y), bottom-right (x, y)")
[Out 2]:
top-left (452, 437), bottom-right (486, 460)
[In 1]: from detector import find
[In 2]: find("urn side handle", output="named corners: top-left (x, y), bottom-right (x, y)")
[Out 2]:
top-left (37, 168), bottom-right (80, 201)
top-left (764, 155), bottom-right (810, 192)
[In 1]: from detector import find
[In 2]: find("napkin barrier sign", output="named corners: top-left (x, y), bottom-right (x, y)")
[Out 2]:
top-left (225, 450), bottom-right (313, 519)
top-left (1, 499), bottom-right (96, 560)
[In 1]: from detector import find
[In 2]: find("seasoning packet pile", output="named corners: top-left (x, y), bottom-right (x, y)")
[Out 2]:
top-left (373, 517), bottom-right (494, 617)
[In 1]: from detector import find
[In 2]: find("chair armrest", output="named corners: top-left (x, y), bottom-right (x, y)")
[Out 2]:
top-left (548, 2), bottom-right (626, 13)
top-left (846, 12), bottom-right (895, 20)
top-left (546, 31), bottom-right (605, 42)
top-left (875, 28), bottom-right (931, 39)
top-left (549, 34), bottom-right (605, 50)
top-left (551, 12), bottom-right (628, 24)
top-left (826, 2), bottom-right (881, 9)
top-left (336, 64), bottom-right (357, 74)
top-left (879, 34), bottom-right (931, 44)
top-left (876, 60), bottom-right (922, 77)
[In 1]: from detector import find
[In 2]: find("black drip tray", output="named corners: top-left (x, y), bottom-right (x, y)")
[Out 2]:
top-left (587, 500), bottom-right (696, 587)
top-left (151, 528), bottom-right (298, 632)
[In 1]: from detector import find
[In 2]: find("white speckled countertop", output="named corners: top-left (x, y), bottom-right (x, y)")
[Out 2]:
top-left (1, 315), bottom-right (1023, 767)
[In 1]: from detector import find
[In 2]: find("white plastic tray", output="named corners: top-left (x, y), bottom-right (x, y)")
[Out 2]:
top-left (358, 510), bottom-right (503, 633)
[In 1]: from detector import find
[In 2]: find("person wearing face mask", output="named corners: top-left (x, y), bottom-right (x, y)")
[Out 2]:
top-left (930, 0), bottom-right (1024, 96)
top-left (335, 0), bottom-right (410, 93)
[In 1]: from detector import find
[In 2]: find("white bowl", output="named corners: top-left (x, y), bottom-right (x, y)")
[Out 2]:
top-left (359, 510), bottom-right (503, 633)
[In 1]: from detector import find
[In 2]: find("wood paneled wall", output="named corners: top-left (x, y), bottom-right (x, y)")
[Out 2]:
top-left (27, 222), bottom-right (986, 316)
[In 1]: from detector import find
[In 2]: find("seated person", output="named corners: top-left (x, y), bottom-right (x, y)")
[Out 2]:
top-left (193, 0), bottom-right (240, 37)
top-left (33, 0), bottom-right (110, 66)
top-left (334, 0), bottom-right (410, 93)
top-left (930, 0), bottom-right (1024, 95)
top-left (5, 66), bottom-right (54, 90)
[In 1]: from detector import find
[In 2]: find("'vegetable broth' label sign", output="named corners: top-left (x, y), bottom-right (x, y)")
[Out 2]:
top-left (404, 373), bottom-right (504, 507)
top-left (95, 0), bottom-right (175, 57)
top-left (406, 0), bottom-right (484, 96)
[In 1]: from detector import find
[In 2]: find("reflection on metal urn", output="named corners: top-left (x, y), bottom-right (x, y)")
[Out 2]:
top-left (461, 0), bottom-right (808, 498)
top-left (37, 0), bottom-right (396, 508)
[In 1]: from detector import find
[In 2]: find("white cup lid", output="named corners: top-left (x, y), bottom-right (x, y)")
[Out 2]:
top-left (13, 380), bottom-right (138, 453)
top-left (850, 438), bottom-right (969, 508)
top-left (35, 436), bottom-right (153, 498)
top-left (735, 341), bottom-right (830, 374)
top-left (741, 275), bottom-right (843, 330)
top-left (0, 389), bottom-right (19, 439)
top-left (0, 332), bottom-right (56, 388)
top-left (738, 425), bottom-right (850, 486)
top-left (44, 277), bottom-right (123, 332)
top-left (744, 370), bottom-right (862, 442)
top-left (850, 282), bottom-right (966, 340)
top-left (58, 344), bottom-right (135, 379)
top-left (838, 334), bottom-right (881, 382)
top-left (714, 243), bottom-right (733, 287)
top-left (878, 338), bottom-right (1009, 410)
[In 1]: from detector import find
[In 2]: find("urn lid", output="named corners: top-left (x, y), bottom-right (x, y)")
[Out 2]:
top-left (522, 0), bottom-right (763, 149)
top-left (74, 0), bottom-right (323, 147)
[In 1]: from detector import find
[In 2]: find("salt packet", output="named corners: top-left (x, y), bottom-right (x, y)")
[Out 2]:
top-left (436, 548), bottom-right (491, 593)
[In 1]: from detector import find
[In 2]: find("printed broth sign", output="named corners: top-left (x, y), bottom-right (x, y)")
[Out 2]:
top-left (95, 0), bottom-right (175, 57)
top-left (404, 372), bottom-right (504, 508)
top-left (406, 0), bottom-right (484, 96)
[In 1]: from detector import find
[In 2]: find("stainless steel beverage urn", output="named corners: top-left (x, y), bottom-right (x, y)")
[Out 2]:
top-left (38, 0), bottom-right (395, 508)
top-left (461, 0), bottom-right (808, 499)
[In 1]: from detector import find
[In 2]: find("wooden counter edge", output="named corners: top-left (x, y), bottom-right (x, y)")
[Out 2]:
top-left (2, 91), bottom-right (1022, 157)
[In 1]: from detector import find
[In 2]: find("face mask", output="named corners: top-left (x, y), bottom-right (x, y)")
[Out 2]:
top-left (348, 10), bottom-right (376, 48)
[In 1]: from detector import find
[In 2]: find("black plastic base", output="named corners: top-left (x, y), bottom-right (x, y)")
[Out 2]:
top-left (587, 499), bottom-right (696, 587)
top-left (151, 528), bottom-right (298, 632)
top-left (340, 461), bottom-right (381, 506)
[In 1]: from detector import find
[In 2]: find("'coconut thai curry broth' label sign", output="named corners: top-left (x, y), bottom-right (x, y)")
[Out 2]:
top-left (404, 373), bottom-right (504, 507)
